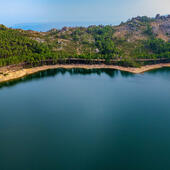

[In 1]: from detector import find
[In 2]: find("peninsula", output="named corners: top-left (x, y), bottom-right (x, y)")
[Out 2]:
top-left (0, 14), bottom-right (170, 83)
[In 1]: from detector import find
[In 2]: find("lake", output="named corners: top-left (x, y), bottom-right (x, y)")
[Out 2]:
top-left (0, 68), bottom-right (170, 170)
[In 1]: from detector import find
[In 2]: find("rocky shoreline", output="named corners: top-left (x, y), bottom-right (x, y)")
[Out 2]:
top-left (0, 63), bottom-right (170, 84)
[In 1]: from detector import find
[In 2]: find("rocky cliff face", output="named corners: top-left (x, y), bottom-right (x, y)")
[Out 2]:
top-left (152, 15), bottom-right (170, 41)
top-left (114, 14), bottom-right (170, 42)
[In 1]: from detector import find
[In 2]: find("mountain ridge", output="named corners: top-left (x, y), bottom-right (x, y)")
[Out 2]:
top-left (0, 14), bottom-right (169, 67)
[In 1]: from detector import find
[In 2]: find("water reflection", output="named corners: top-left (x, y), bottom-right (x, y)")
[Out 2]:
top-left (1, 67), bottom-right (170, 170)
top-left (146, 67), bottom-right (170, 74)
top-left (0, 68), bottom-right (134, 89)
top-left (1, 67), bottom-right (170, 89)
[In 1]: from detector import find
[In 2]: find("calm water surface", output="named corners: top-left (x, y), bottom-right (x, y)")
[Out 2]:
top-left (0, 68), bottom-right (170, 170)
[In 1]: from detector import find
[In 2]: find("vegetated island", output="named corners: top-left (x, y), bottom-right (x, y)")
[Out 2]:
top-left (0, 14), bottom-right (170, 83)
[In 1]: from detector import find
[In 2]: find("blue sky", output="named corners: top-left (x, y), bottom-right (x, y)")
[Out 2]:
top-left (1, 0), bottom-right (170, 26)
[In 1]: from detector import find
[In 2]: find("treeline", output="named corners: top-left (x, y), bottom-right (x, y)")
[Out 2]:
top-left (144, 38), bottom-right (170, 58)
top-left (132, 38), bottom-right (170, 59)
top-left (0, 28), bottom-right (54, 66)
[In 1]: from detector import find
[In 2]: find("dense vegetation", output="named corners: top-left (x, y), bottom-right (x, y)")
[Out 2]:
top-left (0, 27), bottom-right (51, 66)
top-left (0, 15), bottom-right (170, 67)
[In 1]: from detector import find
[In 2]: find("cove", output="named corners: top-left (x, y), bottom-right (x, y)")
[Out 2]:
top-left (0, 68), bottom-right (170, 170)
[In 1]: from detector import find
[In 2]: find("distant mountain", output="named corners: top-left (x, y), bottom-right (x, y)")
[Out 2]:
top-left (11, 21), bottom-right (112, 32)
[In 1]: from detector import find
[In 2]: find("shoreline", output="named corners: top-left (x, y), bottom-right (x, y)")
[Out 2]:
top-left (1, 63), bottom-right (170, 84)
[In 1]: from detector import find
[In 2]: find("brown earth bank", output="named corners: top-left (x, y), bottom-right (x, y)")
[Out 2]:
top-left (1, 63), bottom-right (170, 84)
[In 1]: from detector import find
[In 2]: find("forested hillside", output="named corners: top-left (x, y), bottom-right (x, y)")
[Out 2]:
top-left (0, 14), bottom-right (170, 67)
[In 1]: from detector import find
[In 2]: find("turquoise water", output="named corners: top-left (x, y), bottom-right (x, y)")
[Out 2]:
top-left (0, 68), bottom-right (170, 170)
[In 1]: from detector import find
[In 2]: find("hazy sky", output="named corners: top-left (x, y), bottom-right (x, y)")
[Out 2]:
top-left (1, 0), bottom-right (170, 26)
